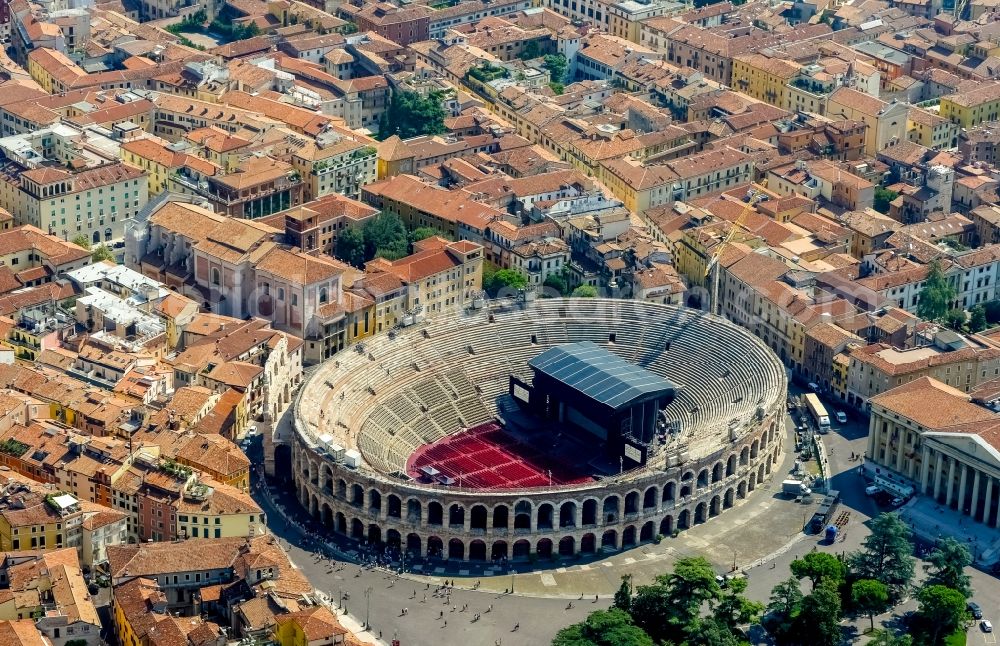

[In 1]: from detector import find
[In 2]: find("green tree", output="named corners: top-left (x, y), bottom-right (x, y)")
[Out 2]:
top-left (922, 537), bottom-right (972, 599)
top-left (362, 212), bottom-right (408, 261)
top-left (944, 308), bottom-right (966, 331)
top-left (571, 285), bottom-right (598, 297)
top-left (335, 227), bottom-right (366, 267)
top-left (917, 260), bottom-right (956, 322)
top-left (790, 552), bottom-right (846, 590)
top-left (791, 579), bottom-right (842, 646)
top-left (483, 266), bottom-right (528, 296)
top-left (408, 227), bottom-right (450, 246)
top-left (613, 575), bottom-right (633, 614)
top-left (874, 186), bottom-right (898, 214)
top-left (549, 82), bottom-right (565, 95)
top-left (543, 53), bottom-right (568, 82)
top-left (543, 273), bottom-right (569, 296)
top-left (913, 585), bottom-right (967, 646)
top-left (763, 577), bottom-right (803, 645)
top-left (552, 608), bottom-right (654, 646)
top-left (630, 557), bottom-right (721, 644)
top-left (91, 245), bottom-right (115, 263)
top-left (518, 40), bottom-right (541, 60)
top-left (969, 304), bottom-right (988, 332)
top-left (714, 576), bottom-right (764, 633)
top-left (682, 616), bottom-right (744, 646)
top-left (71, 234), bottom-right (91, 250)
top-left (852, 579), bottom-right (890, 632)
top-left (848, 513), bottom-right (915, 600)
top-left (867, 629), bottom-right (913, 646)
top-left (379, 90), bottom-right (446, 140)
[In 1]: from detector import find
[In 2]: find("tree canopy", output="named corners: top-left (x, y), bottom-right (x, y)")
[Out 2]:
top-left (483, 265), bottom-right (527, 296)
top-left (363, 212), bottom-right (409, 261)
top-left (571, 285), bottom-right (598, 297)
top-left (790, 552), bottom-right (846, 590)
top-left (970, 304), bottom-right (988, 332)
top-left (71, 234), bottom-right (91, 250)
top-left (551, 609), bottom-right (654, 646)
top-left (913, 585), bottom-right (967, 645)
top-left (852, 579), bottom-right (890, 631)
top-left (917, 260), bottom-right (956, 322)
top-left (922, 537), bottom-right (972, 599)
top-left (630, 556), bottom-right (721, 644)
top-left (874, 186), bottom-right (899, 214)
top-left (848, 514), bottom-right (915, 599)
top-left (794, 579), bottom-right (842, 646)
top-left (379, 90), bottom-right (446, 140)
top-left (91, 245), bottom-right (115, 263)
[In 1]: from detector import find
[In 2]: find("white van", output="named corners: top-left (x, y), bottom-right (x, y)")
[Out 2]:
top-left (865, 485), bottom-right (880, 496)
top-left (835, 411), bottom-right (847, 424)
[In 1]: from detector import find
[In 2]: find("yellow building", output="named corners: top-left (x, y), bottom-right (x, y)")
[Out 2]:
top-left (175, 479), bottom-right (266, 540)
top-left (274, 606), bottom-right (348, 646)
top-left (940, 81), bottom-right (1000, 128)
top-left (731, 53), bottom-right (802, 109)
top-left (907, 107), bottom-right (959, 149)
top-left (120, 136), bottom-right (220, 197)
top-left (0, 490), bottom-right (80, 552)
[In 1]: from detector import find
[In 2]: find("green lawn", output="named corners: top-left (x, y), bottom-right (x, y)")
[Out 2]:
top-left (944, 628), bottom-right (967, 646)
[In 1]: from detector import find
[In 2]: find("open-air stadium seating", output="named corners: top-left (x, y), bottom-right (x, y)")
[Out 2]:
top-left (301, 300), bottom-right (785, 479)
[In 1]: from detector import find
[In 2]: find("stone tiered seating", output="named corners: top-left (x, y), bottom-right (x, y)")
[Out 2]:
top-left (301, 300), bottom-right (786, 479)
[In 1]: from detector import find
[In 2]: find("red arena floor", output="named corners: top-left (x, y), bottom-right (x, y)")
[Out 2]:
top-left (406, 423), bottom-right (595, 490)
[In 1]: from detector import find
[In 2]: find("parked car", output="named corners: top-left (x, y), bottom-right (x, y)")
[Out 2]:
top-left (981, 620), bottom-right (993, 633)
top-left (835, 411), bottom-right (847, 424)
top-left (968, 602), bottom-right (982, 619)
top-left (865, 485), bottom-right (880, 496)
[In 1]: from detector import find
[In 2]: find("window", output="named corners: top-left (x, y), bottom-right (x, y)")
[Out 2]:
top-left (211, 268), bottom-right (221, 286)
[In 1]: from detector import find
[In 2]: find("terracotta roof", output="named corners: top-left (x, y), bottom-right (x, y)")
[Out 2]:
top-left (870, 376), bottom-right (998, 428)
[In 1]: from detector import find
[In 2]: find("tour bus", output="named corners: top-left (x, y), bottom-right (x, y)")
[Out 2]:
top-left (803, 393), bottom-right (831, 433)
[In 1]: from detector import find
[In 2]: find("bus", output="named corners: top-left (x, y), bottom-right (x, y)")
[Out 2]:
top-left (804, 393), bottom-right (831, 433)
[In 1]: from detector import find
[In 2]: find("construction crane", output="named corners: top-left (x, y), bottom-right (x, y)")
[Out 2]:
top-left (704, 181), bottom-right (767, 316)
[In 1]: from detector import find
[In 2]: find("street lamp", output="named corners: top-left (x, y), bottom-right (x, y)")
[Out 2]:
top-left (364, 585), bottom-right (373, 629)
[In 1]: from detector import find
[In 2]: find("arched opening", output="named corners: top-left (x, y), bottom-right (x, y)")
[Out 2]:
top-left (697, 469), bottom-right (709, 487)
top-left (758, 463), bottom-right (766, 482)
top-left (559, 501), bottom-right (577, 528)
top-left (694, 503), bottom-right (707, 524)
top-left (427, 501), bottom-right (443, 526)
top-left (710, 495), bottom-right (721, 517)
top-left (739, 447), bottom-right (749, 466)
top-left (536, 538), bottom-right (553, 558)
top-left (582, 499), bottom-right (598, 525)
top-left (581, 533), bottom-right (596, 553)
top-left (514, 500), bottom-right (531, 530)
top-left (406, 533), bottom-right (421, 555)
top-left (386, 529), bottom-right (401, 550)
top-left (387, 495), bottom-right (402, 518)
top-left (601, 530), bottom-right (617, 550)
top-left (407, 499), bottom-right (422, 523)
top-left (663, 482), bottom-right (676, 503)
top-left (470, 505), bottom-right (488, 530)
top-left (680, 484), bottom-right (692, 498)
top-left (469, 540), bottom-right (487, 561)
top-left (624, 491), bottom-right (639, 514)
top-left (537, 503), bottom-right (553, 530)
top-left (712, 462), bottom-right (723, 483)
top-left (369, 490), bottom-right (381, 514)
top-left (351, 484), bottom-right (363, 507)
top-left (493, 505), bottom-right (509, 529)
top-left (603, 496), bottom-right (620, 523)
top-left (309, 466), bottom-right (318, 485)
top-left (677, 509), bottom-right (690, 530)
top-left (321, 503), bottom-right (333, 529)
top-left (749, 472), bottom-right (757, 491)
top-left (491, 541), bottom-right (508, 561)
top-left (427, 536), bottom-right (443, 558)
top-left (322, 468), bottom-right (333, 493)
top-left (337, 479), bottom-right (347, 499)
top-left (726, 454), bottom-right (736, 477)
top-left (448, 538), bottom-right (464, 560)
top-left (335, 512), bottom-right (347, 534)
top-left (643, 487), bottom-right (657, 510)
top-left (623, 525), bottom-right (637, 547)
top-left (738, 481), bottom-right (747, 498)
top-left (310, 495), bottom-right (319, 519)
top-left (368, 524), bottom-right (381, 545)
top-left (449, 504), bottom-right (465, 527)
top-left (558, 536), bottom-right (575, 556)
top-left (659, 515), bottom-right (673, 535)
top-left (681, 470), bottom-right (694, 482)
top-left (513, 540), bottom-right (531, 560)
top-left (351, 518), bottom-right (364, 539)
top-left (724, 488), bottom-right (735, 509)
top-left (750, 440), bottom-right (759, 460)
top-left (640, 521), bottom-right (654, 541)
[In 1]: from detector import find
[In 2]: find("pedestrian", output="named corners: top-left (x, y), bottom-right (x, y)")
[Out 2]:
top-left (439, 611), bottom-right (443, 619)
top-left (487, 604), bottom-right (492, 613)
top-left (444, 620), bottom-right (447, 628)
top-left (513, 623), bottom-right (519, 631)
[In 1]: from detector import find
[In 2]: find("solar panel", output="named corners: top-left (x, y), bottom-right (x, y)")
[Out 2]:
top-left (527, 341), bottom-right (674, 410)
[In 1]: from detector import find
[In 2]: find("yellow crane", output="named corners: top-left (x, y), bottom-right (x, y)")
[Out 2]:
top-left (704, 181), bottom-right (767, 315)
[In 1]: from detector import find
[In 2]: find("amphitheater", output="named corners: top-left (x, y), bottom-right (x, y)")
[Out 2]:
top-left (292, 299), bottom-right (788, 563)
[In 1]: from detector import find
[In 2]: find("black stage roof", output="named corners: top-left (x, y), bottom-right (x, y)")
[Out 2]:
top-left (527, 341), bottom-right (675, 410)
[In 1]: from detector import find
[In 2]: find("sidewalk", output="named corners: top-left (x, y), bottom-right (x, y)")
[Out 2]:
top-left (902, 496), bottom-right (1000, 567)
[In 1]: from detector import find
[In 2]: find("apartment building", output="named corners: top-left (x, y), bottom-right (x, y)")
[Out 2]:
top-left (940, 81), bottom-right (1000, 129)
top-left (827, 87), bottom-right (909, 155)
